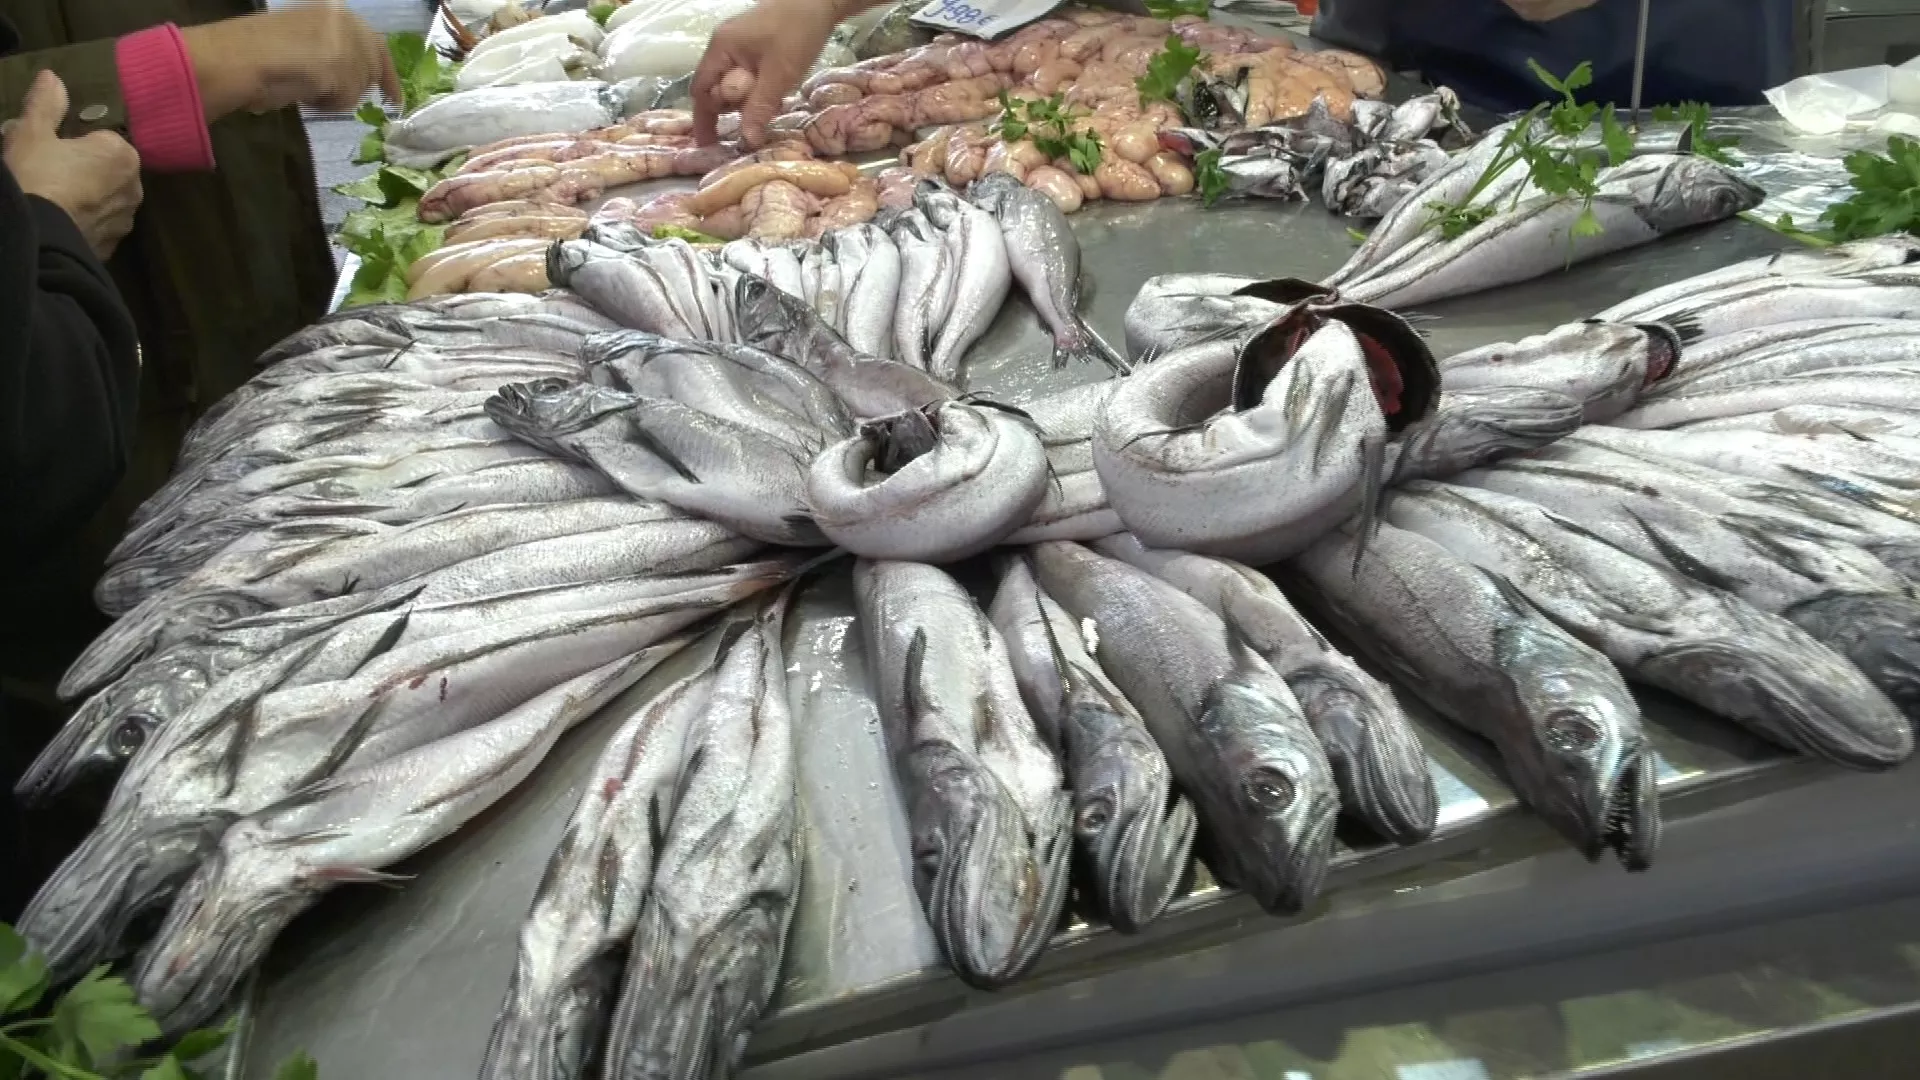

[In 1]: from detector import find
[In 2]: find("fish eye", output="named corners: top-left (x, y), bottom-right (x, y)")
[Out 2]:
top-left (109, 714), bottom-right (156, 757)
top-left (1075, 796), bottom-right (1115, 836)
top-left (1242, 766), bottom-right (1296, 811)
top-left (913, 845), bottom-right (944, 883)
top-left (1542, 710), bottom-right (1602, 755)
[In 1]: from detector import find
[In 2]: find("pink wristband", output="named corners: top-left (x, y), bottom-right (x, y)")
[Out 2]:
top-left (115, 24), bottom-right (214, 173)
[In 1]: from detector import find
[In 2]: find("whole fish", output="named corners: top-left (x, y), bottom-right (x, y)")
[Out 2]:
top-left (1095, 534), bottom-right (1437, 846)
top-left (969, 173), bottom-right (1126, 374)
top-left (1385, 386), bottom-right (1583, 484)
top-left (719, 237), bottom-right (807, 302)
top-left (383, 80), bottom-right (626, 167)
top-left (734, 274), bottom-right (956, 419)
top-left (1439, 321), bottom-right (1680, 423)
top-left (1384, 481), bottom-right (1911, 769)
top-left (807, 401), bottom-right (1048, 562)
top-left (479, 650), bottom-right (720, 1080)
top-left (852, 560), bottom-right (1072, 988)
top-left (830, 223), bottom-right (903, 359)
top-left (1460, 458), bottom-right (1920, 720)
top-left (1615, 367), bottom-right (1920, 430)
top-left (1340, 155), bottom-right (1762, 310)
top-left (248, 344), bottom-right (581, 394)
top-left (987, 554), bottom-right (1195, 932)
top-left (1284, 520), bottom-right (1657, 868)
top-left (487, 379), bottom-right (826, 546)
top-left (22, 573), bottom-right (779, 982)
top-left (887, 209), bottom-right (952, 370)
top-left (1592, 236), bottom-right (1920, 324)
top-left (602, 600), bottom-right (801, 1080)
top-left (1681, 404), bottom-right (1920, 439)
top-left (1656, 317), bottom-right (1903, 381)
top-left (803, 240), bottom-right (846, 335)
top-left (548, 241), bottom-right (713, 341)
top-left (129, 640), bottom-right (692, 1035)
top-left (1121, 273), bottom-right (1296, 362)
top-left (1094, 320), bottom-right (1392, 562)
top-left (1648, 323), bottom-right (1920, 398)
top-left (916, 180), bottom-right (1012, 383)
top-left (582, 329), bottom-right (854, 444)
top-left (1029, 541), bottom-right (1337, 915)
top-left (1597, 268), bottom-right (1920, 343)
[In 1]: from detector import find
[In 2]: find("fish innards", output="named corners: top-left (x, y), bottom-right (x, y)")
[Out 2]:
top-left (17, 6), bottom-right (1920, 1077)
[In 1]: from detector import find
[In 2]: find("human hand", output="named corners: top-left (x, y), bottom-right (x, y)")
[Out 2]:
top-left (2, 71), bottom-right (143, 259)
top-left (1500, 0), bottom-right (1602, 20)
top-left (692, 0), bottom-right (851, 146)
top-left (182, 2), bottom-right (401, 119)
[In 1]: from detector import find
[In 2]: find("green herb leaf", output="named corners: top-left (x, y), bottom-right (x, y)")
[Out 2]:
top-left (169, 1020), bottom-right (235, 1064)
top-left (0, 927), bottom-right (48, 1018)
top-left (142, 1055), bottom-right (196, 1080)
top-left (1821, 135), bottom-right (1920, 242)
top-left (1526, 57), bottom-right (1567, 95)
top-left (1655, 101), bottom-right (1739, 165)
top-left (1144, 0), bottom-right (1209, 19)
top-left (588, 1), bottom-right (618, 25)
top-left (1194, 148), bottom-right (1229, 207)
top-left (1136, 35), bottom-right (1204, 108)
top-left (1066, 130), bottom-right (1104, 175)
top-left (353, 130), bottom-right (387, 166)
top-left (272, 1050), bottom-right (320, 1080)
top-left (652, 224), bottom-right (727, 244)
top-left (1346, 226), bottom-right (1368, 244)
top-left (376, 165), bottom-right (441, 205)
top-left (49, 967), bottom-right (161, 1066)
top-left (388, 31), bottom-right (458, 115)
top-left (1598, 105), bottom-right (1633, 166)
top-left (1570, 205), bottom-right (1604, 239)
top-left (332, 173), bottom-right (388, 204)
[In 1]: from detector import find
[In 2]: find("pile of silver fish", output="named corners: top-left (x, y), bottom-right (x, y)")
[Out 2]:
top-left (20, 148), bottom-right (1920, 1080)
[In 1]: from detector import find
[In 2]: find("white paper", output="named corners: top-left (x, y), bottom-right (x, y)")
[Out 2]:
top-left (1764, 66), bottom-right (1890, 135)
top-left (910, 0), bottom-right (1064, 40)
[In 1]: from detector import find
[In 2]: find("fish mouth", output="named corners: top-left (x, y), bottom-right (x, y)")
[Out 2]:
top-left (1783, 592), bottom-right (1920, 725)
top-left (1223, 792), bottom-right (1340, 916)
top-left (1236, 302), bottom-right (1441, 429)
top-left (927, 786), bottom-right (1073, 989)
top-left (19, 809), bottom-right (228, 984)
top-left (1090, 777), bottom-right (1198, 934)
top-left (1631, 322), bottom-right (1684, 385)
top-left (132, 853), bottom-right (308, 1036)
top-left (1578, 749), bottom-right (1660, 872)
top-left (1291, 675), bottom-right (1438, 846)
top-left (1638, 633), bottom-right (1913, 770)
top-left (479, 964), bottom-right (614, 1080)
top-left (16, 698), bottom-right (164, 805)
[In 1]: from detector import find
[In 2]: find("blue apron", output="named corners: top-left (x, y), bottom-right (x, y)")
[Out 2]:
top-left (1312, 0), bottom-right (1795, 113)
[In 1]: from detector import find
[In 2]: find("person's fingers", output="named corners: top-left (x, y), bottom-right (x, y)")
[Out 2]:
top-left (16, 70), bottom-right (70, 138)
top-left (690, 43), bottom-right (738, 145)
top-left (376, 38), bottom-right (402, 108)
top-left (740, 80), bottom-right (786, 148)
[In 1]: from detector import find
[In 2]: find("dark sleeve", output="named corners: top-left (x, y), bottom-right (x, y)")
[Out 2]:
top-left (0, 158), bottom-right (141, 564)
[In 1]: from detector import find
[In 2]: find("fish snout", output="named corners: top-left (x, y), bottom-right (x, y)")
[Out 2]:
top-left (929, 785), bottom-right (1071, 989)
top-left (1784, 592), bottom-right (1920, 726)
top-left (1293, 675), bottom-right (1439, 846)
top-left (1086, 769), bottom-right (1197, 934)
top-left (1222, 783), bottom-right (1339, 916)
top-left (1631, 321), bottom-right (1684, 386)
top-left (134, 859), bottom-right (304, 1035)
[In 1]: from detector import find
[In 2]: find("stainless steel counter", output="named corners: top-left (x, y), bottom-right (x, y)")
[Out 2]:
top-left (225, 176), bottom-right (1858, 1079)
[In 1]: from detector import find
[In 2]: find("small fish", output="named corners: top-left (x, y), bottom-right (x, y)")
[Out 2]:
top-left (886, 209), bottom-right (953, 371)
top-left (1030, 541), bottom-right (1337, 915)
top-left (830, 223), bottom-right (903, 359)
top-left (734, 273), bottom-right (957, 420)
top-left (807, 401), bottom-right (1048, 562)
top-left (1593, 236), bottom-right (1920, 325)
top-left (969, 173), bottom-right (1126, 374)
top-left (1284, 520), bottom-right (1657, 868)
top-left (1439, 321), bottom-right (1682, 423)
top-left (916, 180), bottom-right (1012, 384)
top-left (1385, 386), bottom-right (1584, 484)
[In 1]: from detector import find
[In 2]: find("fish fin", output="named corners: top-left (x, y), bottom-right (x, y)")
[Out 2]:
top-left (351, 611), bottom-right (414, 674)
top-left (786, 546), bottom-right (852, 584)
top-left (1350, 431), bottom-right (1389, 577)
top-left (626, 421), bottom-right (702, 484)
top-left (646, 793), bottom-right (669, 873)
top-left (1622, 508), bottom-right (1748, 594)
top-left (312, 865), bottom-right (411, 887)
top-left (963, 396), bottom-right (1043, 430)
top-left (903, 627), bottom-right (933, 724)
top-left (1661, 313), bottom-right (1706, 343)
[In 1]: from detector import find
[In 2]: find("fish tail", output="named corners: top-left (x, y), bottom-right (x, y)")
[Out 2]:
top-left (1052, 319), bottom-right (1132, 376)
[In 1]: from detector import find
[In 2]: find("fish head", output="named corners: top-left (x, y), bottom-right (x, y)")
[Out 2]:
top-left (485, 378), bottom-right (633, 443)
top-left (1058, 683), bottom-right (1197, 932)
top-left (1238, 304), bottom-right (1439, 428)
top-left (862, 405), bottom-right (942, 473)
top-left (1493, 613), bottom-right (1657, 870)
top-left (899, 738), bottom-right (1065, 987)
top-left (1392, 387), bottom-right (1583, 482)
top-left (1183, 67), bottom-right (1249, 131)
top-left (1193, 678), bottom-right (1339, 915)
top-left (912, 179), bottom-right (963, 228)
top-left (1784, 592), bottom-right (1920, 721)
top-left (1157, 127), bottom-right (1223, 158)
top-left (1637, 157), bottom-right (1764, 234)
top-left (131, 822), bottom-right (311, 1034)
top-left (1286, 666), bottom-right (1438, 846)
top-left (18, 652), bottom-right (215, 804)
top-left (967, 171), bottom-right (1023, 212)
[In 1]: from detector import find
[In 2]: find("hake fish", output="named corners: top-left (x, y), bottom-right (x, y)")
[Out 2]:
top-left (852, 560), bottom-right (1072, 988)
top-left (1384, 482), bottom-right (1911, 770)
top-left (988, 554), bottom-right (1195, 932)
top-left (734, 273), bottom-right (957, 419)
top-left (1096, 534), bottom-right (1437, 846)
top-left (887, 208), bottom-right (952, 371)
top-left (969, 173), bottom-right (1126, 374)
top-left (1460, 458), bottom-right (1920, 721)
top-left (1615, 366), bottom-right (1920, 430)
top-left (830, 222), bottom-right (903, 359)
top-left (1592, 236), bottom-right (1920, 325)
top-left (601, 600), bottom-right (801, 1080)
top-left (1439, 320), bottom-right (1681, 423)
top-left (1339, 155), bottom-right (1762, 310)
top-left (1284, 520), bottom-right (1657, 868)
top-left (487, 379), bottom-right (826, 546)
top-left (582, 329), bottom-right (854, 445)
top-left (480, 649), bottom-right (721, 1080)
top-left (916, 180), bottom-right (1012, 383)
top-left (1121, 273), bottom-right (1286, 362)
top-left (130, 640), bottom-right (693, 1035)
top-left (1385, 386), bottom-right (1583, 484)
top-left (807, 401), bottom-right (1048, 562)
top-left (1029, 541), bottom-right (1337, 915)
top-left (1646, 321), bottom-right (1920, 399)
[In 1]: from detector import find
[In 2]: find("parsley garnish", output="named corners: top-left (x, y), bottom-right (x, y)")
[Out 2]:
top-left (1144, 0), bottom-right (1210, 21)
top-left (1194, 148), bottom-right (1229, 206)
top-left (1653, 101), bottom-right (1739, 166)
top-left (1136, 35), bottom-right (1204, 110)
top-left (1816, 135), bottom-right (1920, 242)
top-left (992, 93), bottom-right (1105, 176)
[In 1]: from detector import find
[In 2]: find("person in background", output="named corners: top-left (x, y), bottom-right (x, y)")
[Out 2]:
top-left (1309, 0), bottom-right (1797, 113)
top-left (0, 0), bottom-right (398, 913)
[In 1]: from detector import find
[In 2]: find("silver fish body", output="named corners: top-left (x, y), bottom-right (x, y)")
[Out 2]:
top-left (1096, 534), bottom-right (1437, 846)
top-left (1593, 236), bottom-right (1920, 324)
top-left (1284, 520), bottom-right (1657, 868)
top-left (987, 554), bottom-right (1194, 932)
top-left (1029, 541), bottom-right (1337, 915)
top-left (917, 180), bottom-right (1012, 383)
top-left (734, 274), bottom-right (957, 419)
top-left (1385, 386), bottom-right (1584, 484)
top-left (1616, 366), bottom-right (1920, 430)
top-left (970, 173), bottom-right (1125, 373)
top-left (1648, 322), bottom-right (1920, 399)
top-left (1439, 320), bottom-right (1681, 423)
top-left (887, 209), bottom-right (953, 370)
top-left (1599, 268), bottom-right (1920, 343)
top-left (853, 559), bottom-right (1072, 988)
top-left (1122, 273), bottom-right (1282, 362)
top-left (832, 223), bottom-right (903, 359)
top-left (583, 328), bottom-right (854, 444)
top-left (1680, 404), bottom-right (1920, 439)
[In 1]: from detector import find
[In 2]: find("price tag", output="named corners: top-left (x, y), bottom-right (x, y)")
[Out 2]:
top-left (909, 0), bottom-right (1066, 40)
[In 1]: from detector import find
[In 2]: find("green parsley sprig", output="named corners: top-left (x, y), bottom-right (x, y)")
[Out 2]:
top-left (1652, 101), bottom-right (1739, 166)
top-left (587, 2), bottom-right (619, 26)
top-left (353, 32), bottom-right (462, 164)
top-left (0, 924), bottom-right (317, 1080)
top-left (1810, 134), bottom-right (1920, 242)
top-left (1193, 148), bottom-right (1230, 207)
top-left (1136, 35), bottom-right (1204, 110)
top-left (1144, 0), bottom-right (1210, 21)
top-left (992, 93), bottom-right (1105, 175)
